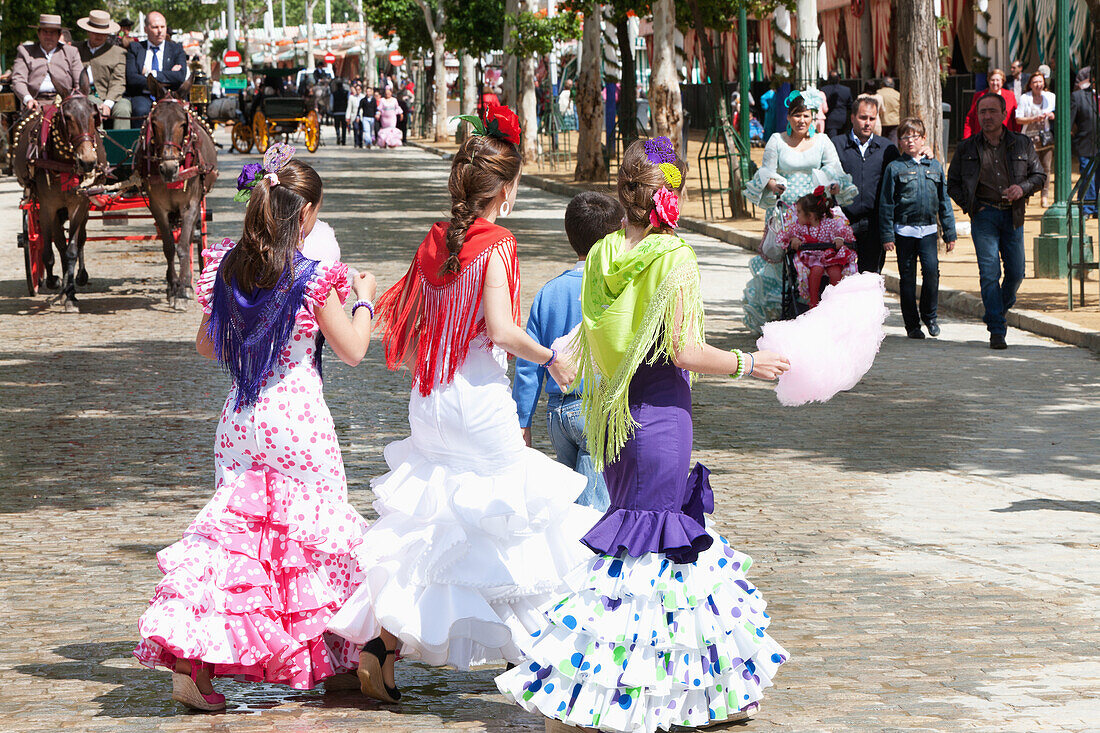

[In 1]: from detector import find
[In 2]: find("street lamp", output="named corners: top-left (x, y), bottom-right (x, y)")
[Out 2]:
top-left (1033, 0), bottom-right (1073, 276)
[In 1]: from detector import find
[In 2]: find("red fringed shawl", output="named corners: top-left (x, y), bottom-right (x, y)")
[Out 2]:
top-left (377, 218), bottom-right (520, 396)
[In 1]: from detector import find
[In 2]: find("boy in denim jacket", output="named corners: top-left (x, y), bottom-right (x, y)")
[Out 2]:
top-left (879, 117), bottom-right (957, 338)
top-left (512, 192), bottom-right (625, 511)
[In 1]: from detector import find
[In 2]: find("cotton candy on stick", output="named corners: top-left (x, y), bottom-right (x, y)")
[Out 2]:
top-left (755, 272), bottom-right (888, 406)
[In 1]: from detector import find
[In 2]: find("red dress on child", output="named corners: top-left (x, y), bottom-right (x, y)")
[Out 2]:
top-left (777, 209), bottom-right (858, 300)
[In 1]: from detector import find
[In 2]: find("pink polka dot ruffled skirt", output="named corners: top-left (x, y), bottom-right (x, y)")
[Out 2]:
top-left (133, 465), bottom-right (370, 689)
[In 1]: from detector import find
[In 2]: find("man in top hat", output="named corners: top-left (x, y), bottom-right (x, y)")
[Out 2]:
top-left (124, 11), bottom-right (187, 120)
top-left (11, 14), bottom-right (85, 113)
top-left (77, 10), bottom-right (131, 129)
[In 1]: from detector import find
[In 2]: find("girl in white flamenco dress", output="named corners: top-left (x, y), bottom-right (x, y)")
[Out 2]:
top-left (327, 118), bottom-right (601, 702)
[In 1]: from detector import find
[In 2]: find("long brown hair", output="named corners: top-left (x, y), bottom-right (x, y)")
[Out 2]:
top-left (223, 159), bottom-right (323, 291)
top-left (616, 139), bottom-right (687, 231)
top-left (443, 134), bottom-right (521, 275)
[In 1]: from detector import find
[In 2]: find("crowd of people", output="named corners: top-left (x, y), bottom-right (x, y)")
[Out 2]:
top-left (743, 83), bottom-right (1051, 350)
top-left (329, 75), bottom-right (413, 149)
top-left (10, 11), bottom-right (189, 130)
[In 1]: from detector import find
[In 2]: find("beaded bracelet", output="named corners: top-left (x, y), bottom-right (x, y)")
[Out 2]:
top-left (351, 300), bottom-right (375, 319)
top-left (730, 349), bottom-right (746, 379)
top-left (540, 348), bottom-right (558, 369)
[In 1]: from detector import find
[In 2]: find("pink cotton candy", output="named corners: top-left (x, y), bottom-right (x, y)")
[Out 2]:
top-left (301, 220), bottom-right (341, 262)
top-left (756, 272), bottom-right (888, 406)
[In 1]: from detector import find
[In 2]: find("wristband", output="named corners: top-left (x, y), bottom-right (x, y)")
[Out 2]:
top-left (745, 352), bottom-right (755, 377)
top-left (730, 349), bottom-right (745, 379)
top-left (351, 299), bottom-right (375, 319)
top-left (540, 348), bottom-right (558, 369)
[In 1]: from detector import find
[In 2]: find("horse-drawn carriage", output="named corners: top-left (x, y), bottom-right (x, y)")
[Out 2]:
top-left (12, 76), bottom-right (217, 311)
top-left (221, 67), bottom-right (320, 155)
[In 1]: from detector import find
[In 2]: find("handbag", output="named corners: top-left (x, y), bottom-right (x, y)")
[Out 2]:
top-left (1029, 127), bottom-right (1053, 150)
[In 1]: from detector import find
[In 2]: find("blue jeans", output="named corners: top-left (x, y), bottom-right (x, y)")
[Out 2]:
top-left (894, 232), bottom-right (939, 331)
top-left (971, 206), bottom-right (1026, 336)
top-left (1080, 156), bottom-right (1097, 216)
top-left (546, 393), bottom-right (609, 512)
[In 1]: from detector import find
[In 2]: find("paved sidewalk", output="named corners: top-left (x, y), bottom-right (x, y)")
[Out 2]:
top-left (0, 137), bottom-right (1097, 732)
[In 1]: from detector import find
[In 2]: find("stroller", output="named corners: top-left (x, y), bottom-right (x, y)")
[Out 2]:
top-left (764, 201), bottom-right (838, 320)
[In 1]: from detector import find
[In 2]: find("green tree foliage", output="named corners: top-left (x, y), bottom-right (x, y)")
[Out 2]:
top-left (506, 8), bottom-right (579, 58)
top-left (442, 0), bottom-right (503, 56)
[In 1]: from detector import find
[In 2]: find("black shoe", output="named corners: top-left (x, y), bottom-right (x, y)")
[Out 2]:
top-left (925, 320), bottom-right (941, 337)
top-left (907, 328), bottom-right (925, 339)
top-left (990, 334), bottom-right (1008, 350)
top-left (358, 637), bottom-right (401, 703)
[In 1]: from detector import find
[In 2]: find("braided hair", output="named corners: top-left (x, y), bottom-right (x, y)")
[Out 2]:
top-left (442, 134), bottom-right (522, 275)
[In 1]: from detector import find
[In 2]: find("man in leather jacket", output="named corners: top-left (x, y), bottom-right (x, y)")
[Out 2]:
top-left (947, 93), bottom-right (1046, 350)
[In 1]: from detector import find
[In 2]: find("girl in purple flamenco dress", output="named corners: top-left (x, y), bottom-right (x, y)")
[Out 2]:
top-left (133, 146), bottom-right (379, 711)
top-left (497, 138), bottom-right (792, 732)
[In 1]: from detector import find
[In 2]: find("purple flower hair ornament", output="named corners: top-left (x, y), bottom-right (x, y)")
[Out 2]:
top-left (234, 142), bottom-right (297, 203)
top-left (644, 136), bottom-right (677, 165)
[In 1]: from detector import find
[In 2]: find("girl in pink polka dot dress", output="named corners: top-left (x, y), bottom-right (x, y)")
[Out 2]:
top-left (133, 148), bottom-right (378, 711)
top-left (778, 188), bottom-right (858, 308)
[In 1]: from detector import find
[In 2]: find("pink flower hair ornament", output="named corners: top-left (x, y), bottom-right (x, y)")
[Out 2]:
top-left (649, 187), bottom-right (681, 229)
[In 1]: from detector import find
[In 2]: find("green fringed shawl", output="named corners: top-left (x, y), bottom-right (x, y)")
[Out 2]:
top-left (577, 229), bottom-right (706, 470)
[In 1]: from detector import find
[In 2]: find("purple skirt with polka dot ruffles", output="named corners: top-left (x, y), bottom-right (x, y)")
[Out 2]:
top-left (496, 531), bottom-right (788, 732)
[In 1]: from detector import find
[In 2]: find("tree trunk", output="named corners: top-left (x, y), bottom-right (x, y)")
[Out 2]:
top-left (458, 53), bottom-right (477, 144)
top-left (364, 23), bottom-right (377, 87)
top-left (575, 8), bottom-right (604, 181)
top-left (896, 0), bottom-right (942, 159)
top-left (649, 0), bottom-right (683, 155)
top-left (615, 17), bottom-right (638, 149)
top-left (432, 33), bottom-right (449, 141)
top-left (416, 0), bottom-right (450, 142)
top-left (461, 54), bottom-right (477, 115)
top-left (686, 0), bottom-right (747, 216)
top-left (519, 55), bottom-right (538, 161)
top-left (306, 0), bottom-right (317, 70)
top-left (503, 0), bottom-right (519, 106)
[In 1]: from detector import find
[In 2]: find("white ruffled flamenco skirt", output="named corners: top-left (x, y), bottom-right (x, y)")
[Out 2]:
top-left (757, 271), bottom-right (888, 406)
top-left (496, 531), bottom-right (788, 733)
top-left (327, 344), bottom-right (601, 669)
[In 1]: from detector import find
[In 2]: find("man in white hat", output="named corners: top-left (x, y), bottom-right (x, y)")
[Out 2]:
top-left (11, 14), bottom-right (85, 113)
top-left (77, 10), bottom-right (131, 129)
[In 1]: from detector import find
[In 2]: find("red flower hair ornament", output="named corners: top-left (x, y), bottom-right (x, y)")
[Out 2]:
top-left (454, 103), bottom-right (522, 147)
top-left (650, 188), bottom-right (681, 229)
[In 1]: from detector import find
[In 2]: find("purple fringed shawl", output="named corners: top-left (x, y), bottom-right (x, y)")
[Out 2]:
top-left (207, 252), bottom-right (320, 410)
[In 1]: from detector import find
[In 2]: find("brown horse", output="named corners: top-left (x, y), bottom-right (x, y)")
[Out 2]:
top-left (135, 75), bottom-right (218, 309)
top-left (12, 79), bottom-right (106, 311)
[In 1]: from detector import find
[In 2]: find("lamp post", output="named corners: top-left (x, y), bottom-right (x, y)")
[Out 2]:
top-left (738, 6), bottom-right (750, 177)
top-left (1034, 0), bottom-right (1073, 276)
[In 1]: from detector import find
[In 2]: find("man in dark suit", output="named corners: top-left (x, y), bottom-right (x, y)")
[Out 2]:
top-left (821, 72), bottom-right (852, 138)
top-left (124, 11), bottom-right (187, 120)
top-left (832, 94), bottom-right (900, 273)
top-left (1071, 67), bottom-right (1097, 217)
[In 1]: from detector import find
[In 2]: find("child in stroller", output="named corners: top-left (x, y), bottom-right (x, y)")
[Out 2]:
top-left (777, 187), bottom-right (857, 309)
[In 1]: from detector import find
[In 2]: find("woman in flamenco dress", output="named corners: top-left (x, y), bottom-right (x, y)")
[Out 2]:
top-left (497, 138), bottom-right (792, 732)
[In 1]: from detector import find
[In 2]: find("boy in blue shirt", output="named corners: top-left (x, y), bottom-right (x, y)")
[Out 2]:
top-left (513, 191), bottom-right (625, 511)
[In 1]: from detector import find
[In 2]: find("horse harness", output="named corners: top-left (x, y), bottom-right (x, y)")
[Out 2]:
top-left (14, 93), bottom-right (104, 192)
top-left (138, 97), bottom-right (216, 189)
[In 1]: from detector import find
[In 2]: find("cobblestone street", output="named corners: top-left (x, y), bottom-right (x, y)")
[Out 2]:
top-left (0, 138), bottom-right (1097, 733)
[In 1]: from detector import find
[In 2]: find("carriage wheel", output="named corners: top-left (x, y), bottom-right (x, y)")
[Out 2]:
top-left (231, 122), bottom-right (253, 154)
top-left (19, 205), bottom-right (45, 296)
top-left (304, 111), bottom-right (320, 153)
top-left (253, 111), bottom-right (270, 154)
